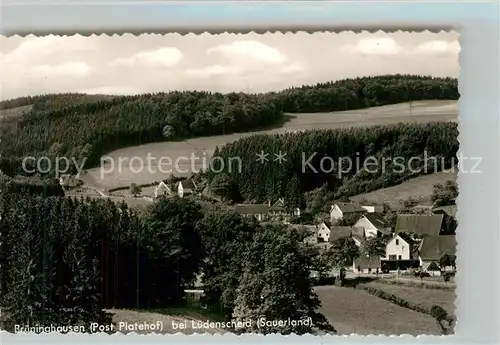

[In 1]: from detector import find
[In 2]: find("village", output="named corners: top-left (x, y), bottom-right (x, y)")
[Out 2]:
top-left (70, 173), bottom-right (456, 280)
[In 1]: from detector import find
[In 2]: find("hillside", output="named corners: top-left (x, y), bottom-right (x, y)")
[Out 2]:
top-left (349, 171), bottom-right (458, 209)
top-left (0, 75), bottom-right (458, 176)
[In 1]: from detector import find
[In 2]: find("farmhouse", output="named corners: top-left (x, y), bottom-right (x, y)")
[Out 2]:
top-left (418, 235), bottom-right (457, 275)
top-left (329, 202), bottom-right (366, 222)
top-left (353, 214), bottom-right (391, 238)
top-left (268, 198), bottom-right (300, 222)
top-left (381, 233), bottom-right (419, 271)
top-left (395, 214), bottom-right (445, 237)
top-left (432, 205), bottom-right (458, 219)
top-left (353, 255), bottom-right (381, 274)
top-left (154, 180), bottom-right (173, 199)
top-left (328, 226), bottom-right (355, 243)
top-left (315, 221), bottom-right (354, 244)
top-left (234, 204), bottom-right (270, 221)
top-left (58, 174), bottom-right (82, 190)
top-left (432, 205), bottom-right (458, 234)
top-left (177, 178), bottom-right (197, 198)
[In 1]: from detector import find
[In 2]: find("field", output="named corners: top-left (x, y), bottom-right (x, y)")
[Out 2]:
top-left (315, 285), bottom-right (441, 335)
top-left (350, 170), bottom-right (458, 209)
top-left (82, 100), bottom-right (458, 189)
top-left (0, 104), bottom-right (33, 119)
top-left (360, 281), bottom-right (456, 318)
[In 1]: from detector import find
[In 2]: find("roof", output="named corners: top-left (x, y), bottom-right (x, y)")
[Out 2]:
top-left (363, 213), bottom-right (390, 229)
top-left (354, 255), bottom-right (381, 269)
top-left (395, 214), bottom-right (444, 236)
top-left (327, 226), bottom-right (354, 242)
top-left (269, 198), bottom-right (286, 211)
top-left (179, 178), bottom-right (196, 190)
top-left (432, 205), bottom-right (458, 218)
top-left (352, 234), bottom-right (365, 245)
top-left (394, 232), bottom-right (414, 246)
top-left (334, 202), bottom-right (366, 214)
top-left (234, 204), bottom-right (270, 215)
top-left (419, 235), bottom-right (457, 261)
top-left (289, 224), bottom-right (317, 233)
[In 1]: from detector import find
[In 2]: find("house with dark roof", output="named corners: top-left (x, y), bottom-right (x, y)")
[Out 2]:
top-left (432, 205), bottom-right (458, 234)
top-left (330, 202), bottom-right (366, 222)
top-left (177, 178), bottom-right (197, 198)
top-left (327, 226), bottom-right (355, 243)
top-left (268, 198), bottom-right (300, 222)
top-left (381, 233), bottom-right (419, 271)
top-left (353, 213), bottom-right (391, 238)
top-left (395, 214), bottom-right (445, 237)
top-left (418, 234), bottom-right (457, 274)
top-left (234, 204), bottom-right (270, 221)
top-left (432, 205), bottom-right (458, 219)
top-left (353, 254), bottom-right (381, 274)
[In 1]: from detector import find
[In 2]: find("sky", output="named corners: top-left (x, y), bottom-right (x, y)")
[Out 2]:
top-left (0, 31), bottom-right (460, 100)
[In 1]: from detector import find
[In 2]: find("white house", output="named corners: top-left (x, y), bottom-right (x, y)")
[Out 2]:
top-left (361, 205), bottom-right (384, 213)
top-left (384, 234), bottom-right (413, 261)
top-left (330, 202), bottom-right (366, 222)
top-left (353, 213), bottom-right (391, 238)
top-left (380, 233), bottom-right (418, 271)
top-left (177, 178), bottom-right (197, 198)
top-left (155, 180), bottom-right (173, 199)
top-left (316, 222), bottom-right (331, 242)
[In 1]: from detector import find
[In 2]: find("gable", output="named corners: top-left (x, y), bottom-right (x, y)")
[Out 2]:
top-left (389, 234), bottom-right (412, 247)
top-left (156, 181), bottom-right (170, 191)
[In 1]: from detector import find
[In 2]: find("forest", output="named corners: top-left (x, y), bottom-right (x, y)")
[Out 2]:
top-left (0, 194), bottom-right (334, 335)
top-left (0, 75), bottom-right (458, 175)
top-left (207, 121), bottom-right (459, 205)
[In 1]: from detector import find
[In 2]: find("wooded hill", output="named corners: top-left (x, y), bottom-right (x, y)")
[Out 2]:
top-left (208, 122), bottom-right (459, 204)
top-left (0, 75), bottom-right (458, 176)
top-left (0, 193), bottom-right (334, 334)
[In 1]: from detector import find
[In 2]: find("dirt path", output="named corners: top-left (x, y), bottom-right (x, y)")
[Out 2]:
top-left (109, 309), bottom-right (229, 335)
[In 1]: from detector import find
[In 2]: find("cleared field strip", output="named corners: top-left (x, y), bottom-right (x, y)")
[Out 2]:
top-left (84, 100), bottom-right (458, 189)
top-left (350, 171), bottom-right (458, 208)
top-left (361, 282), bottom-right (456, 318)
top-left (315, 285), bottom-right (441, 335)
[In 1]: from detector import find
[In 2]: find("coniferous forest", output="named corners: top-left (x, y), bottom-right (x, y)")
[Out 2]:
top-left (0, 194), bottom-right (333, 334)
top-left (0, 75), bottom-right (458, 175)
top-left (209, 122), bottom-right (459, 204)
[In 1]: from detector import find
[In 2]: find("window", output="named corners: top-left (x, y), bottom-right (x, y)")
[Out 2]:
top-left (395, 239), bottom-right (399, 245)
top-left (389, 255), bottom-right (397, 260)
top-left (398, 255), bottom-right (402, 260)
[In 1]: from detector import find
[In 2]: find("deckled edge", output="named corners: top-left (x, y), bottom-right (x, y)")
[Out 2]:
top-left (1, 29), bottom-right (460, 341)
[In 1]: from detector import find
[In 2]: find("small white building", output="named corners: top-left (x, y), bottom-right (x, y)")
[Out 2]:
top-left (177, 178), bottom-right (197, 198)
top-left (353, 214), bottom-right (391, 238)
top-left (316, 222), bottom-right (331, 242)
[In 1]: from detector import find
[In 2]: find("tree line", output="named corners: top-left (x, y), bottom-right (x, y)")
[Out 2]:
top-left (0, 193), bottom-right (334, 335)
top-left (0, 75), bottom-right (458, 176)
top-left (208, 122), bottom-right (459, 205)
